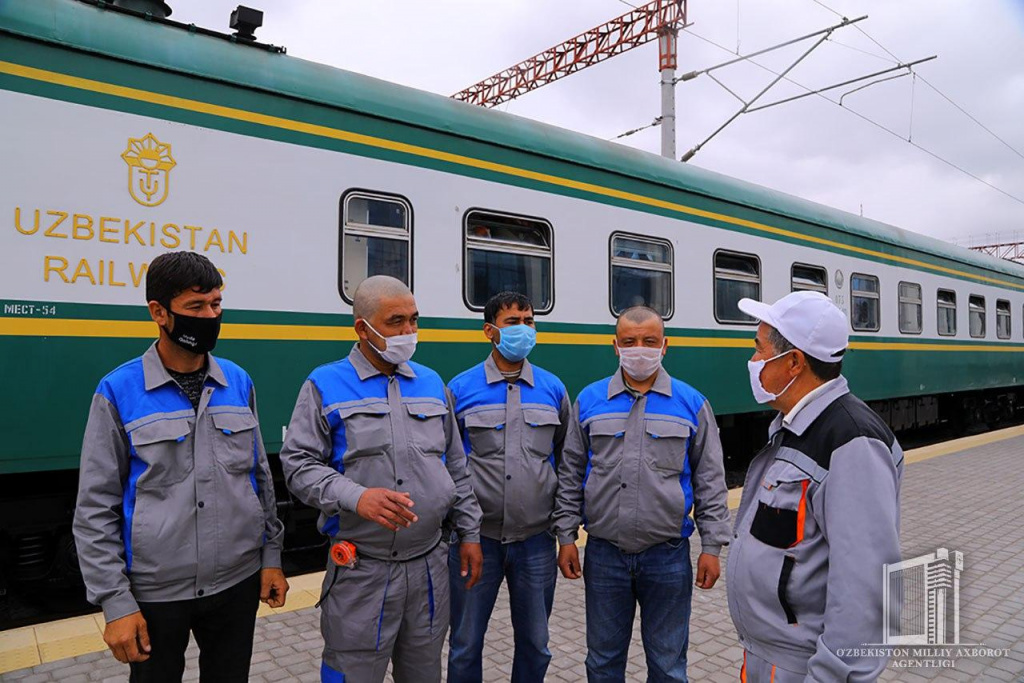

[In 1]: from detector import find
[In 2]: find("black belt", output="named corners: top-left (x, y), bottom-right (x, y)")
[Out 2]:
top-left (360, 535), bottom-right (444, 564)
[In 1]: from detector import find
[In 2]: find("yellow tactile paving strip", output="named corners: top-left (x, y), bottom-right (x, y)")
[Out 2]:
top-left (0, 569), bottom-right (330, 672)
top-left (3, 423), bottom-right (1023, 673)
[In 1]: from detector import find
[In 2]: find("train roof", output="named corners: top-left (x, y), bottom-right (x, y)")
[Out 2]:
top-left (4, 0), bottom-right (1023, 282)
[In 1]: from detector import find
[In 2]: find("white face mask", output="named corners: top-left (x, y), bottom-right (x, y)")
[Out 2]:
top-left (363, 320), bottom-right (418, 365)
top-left (747, 350), bottom-right (797, 404)
top-left (616, 342), bottom-right (665, 381)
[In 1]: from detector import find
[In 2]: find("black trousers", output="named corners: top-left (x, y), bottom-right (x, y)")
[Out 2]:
top-left (129, 571), bottom-right (260, 683)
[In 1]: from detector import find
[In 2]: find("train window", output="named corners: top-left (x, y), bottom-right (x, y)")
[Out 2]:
top-left (996, 299), bottom-right (1011, 339)
top-left (969, 295), bottom-right (986, 338)
top-left (464, 210), bottom-right (553, 313)
top-left (850, 274), bottom-right (880, 332)
top-left (610, 233), bottom-right (673, 318)
top-left (714, 251), bottom-right (761, 324)
top-left (339, 191), bottom-right (412, 303)
top-left (898, 282), bottom-right (923, 334)
top-left (791, 264), bottom-right (828, 294)
top-left (937, 289), bottom-right (957, 336)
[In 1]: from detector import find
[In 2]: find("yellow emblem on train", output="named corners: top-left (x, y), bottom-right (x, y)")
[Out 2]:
top-left (121, 133), bottom-right (176, 207)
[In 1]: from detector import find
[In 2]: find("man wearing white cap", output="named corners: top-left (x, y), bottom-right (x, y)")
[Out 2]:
top-left (727, 291), bottom-right (903, 682)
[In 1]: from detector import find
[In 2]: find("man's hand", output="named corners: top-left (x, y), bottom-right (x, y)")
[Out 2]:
top-left (558, 543), bottom-right (582, 579)
top-left (458, 542), bottom-right (483, 589)
top-left (260, 567), bottom-right (290, 608)
top-left (356, 489), bottom-right (418, 531)
top-left (695, 553), bottom-right (720, 589)
top-left (103, 611), bottom-right (151, 663)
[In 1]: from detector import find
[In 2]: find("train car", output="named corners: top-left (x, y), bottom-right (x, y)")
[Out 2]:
top-left (2, 0), bottom-right (1023, 593)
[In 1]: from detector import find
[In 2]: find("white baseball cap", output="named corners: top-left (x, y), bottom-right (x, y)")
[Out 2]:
top-left (738, 291), bottom-right (848, 363)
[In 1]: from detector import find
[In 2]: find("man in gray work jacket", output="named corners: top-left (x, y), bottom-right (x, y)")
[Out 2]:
top-left (74, 252), bottom-right (287, 683)
top-left (446, 292), bottom-right (571, 682)
top-left (280, 275), bottom-right (483, 683)
top-left (729, 291), bottom-right (903, 682)
top-left (553, 306), bottom-right (731, 682)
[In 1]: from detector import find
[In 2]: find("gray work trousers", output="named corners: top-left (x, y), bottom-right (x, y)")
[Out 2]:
top-left (319, 543), bottom-right (449, 683)
top-left (741, 649), bottom-right (806, 683)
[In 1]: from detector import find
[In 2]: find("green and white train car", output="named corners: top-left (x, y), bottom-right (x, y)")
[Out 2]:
top-left (2, 0), bottom-right (1023, 585)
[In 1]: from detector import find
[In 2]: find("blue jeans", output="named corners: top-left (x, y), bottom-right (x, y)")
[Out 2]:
top-left (583, 536), bottom-right (693, 683)
top-left (447, 532), bottom-right (557, 682)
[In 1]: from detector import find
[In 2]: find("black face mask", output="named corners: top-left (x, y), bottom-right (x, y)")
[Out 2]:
top-left (163, 308), bottom-right (222, 355)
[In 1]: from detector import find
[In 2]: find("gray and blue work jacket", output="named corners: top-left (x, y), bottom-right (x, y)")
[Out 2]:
top-left (727, 376), bottom-right (903, 680)
top-left (553, 368), bottom-right (731, 555)
top-left (280, 345), bottom-right (482, 561)
top-left (73, 342), bottom-right (284, 623)
top-left (447, 355), bottom-right (571, 544)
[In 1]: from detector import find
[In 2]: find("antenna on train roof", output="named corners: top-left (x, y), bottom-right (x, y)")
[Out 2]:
top-left (230, 5), bottom-right (264, 42)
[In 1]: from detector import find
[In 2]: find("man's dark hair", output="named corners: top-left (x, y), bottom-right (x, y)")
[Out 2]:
top-left (146, 252), bottom-right (223, 307)
top-left (484, 291), bottom-right (533, 324)
top-left (766, 326), bottom-right (843, 382)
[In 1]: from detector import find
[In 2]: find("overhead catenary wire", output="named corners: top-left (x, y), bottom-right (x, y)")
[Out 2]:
top-left (909, 71), bottom-right (916, 143)
top-left (745, 56), bottom-right (935, 113)
top-left (811, 0), bottom-right (1024, 162)
top-left (675, 15), bottom-right (868, 84)
top-left (825, 36), bottom-right (896, 65)
top-left (680, 27), bottom-right (839, 161)
top-left (678, 27), bottom-right (1024, 208)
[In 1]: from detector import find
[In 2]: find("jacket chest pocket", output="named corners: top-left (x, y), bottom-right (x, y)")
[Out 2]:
top-left (405, 402), bottom-right (448, 456)
top-left (643, 419), bottom-right (690, 474)
top-left (210, 411), bottom-right (259, 474)
top-left (522, 407), bottom-right (560, 459)
top-left (339, 403), bottom-right (391, 457)
top-left (130, 418), bottom-right (193, 488)
top-left (749, 462), bottom-right (812, 549)
top-left (587, 417), bottom-right (626, 471)
top-left (464, 409), bottom-right (506, 457)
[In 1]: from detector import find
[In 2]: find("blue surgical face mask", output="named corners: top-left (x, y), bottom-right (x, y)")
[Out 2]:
top-left (491, 324), bottom-right (537, 363)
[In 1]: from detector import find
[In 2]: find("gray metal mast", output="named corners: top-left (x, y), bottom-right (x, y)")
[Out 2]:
top-left (659, 27), bottom-right (678, 158)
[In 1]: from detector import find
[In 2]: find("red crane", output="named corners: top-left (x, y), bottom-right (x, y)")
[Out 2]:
top-left (451, 0), bottom-right (687, 110)
top-left (969, 241), bottom-right (1024, 265)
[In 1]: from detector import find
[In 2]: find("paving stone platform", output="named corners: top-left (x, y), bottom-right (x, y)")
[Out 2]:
top-left (3, 430), bottom-right (1023, 682)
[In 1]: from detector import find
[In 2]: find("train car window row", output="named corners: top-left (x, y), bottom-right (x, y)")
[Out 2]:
top-left (791, 264), bottom-right (828, 294)
top-left (937, 289), bottom-right (957, 336)
top-left (464, 210), bottom-right (554, 314)
top-left (996, 299), bottom-right (1011, 339)
top-left (851, 274), bottom-right (881, 332)
top-left (898, 282), bottom-right (923, 335)
top-left (334, 196), bottom-right (1018, 339)
top-left (969, 295), bottom-right (986, 338)
top-left (714, 251), bottom-right (761, 325)
top-left (609, 233), bottom-right (674, 318)
top-left (338, 191), bottom-right (413, 304)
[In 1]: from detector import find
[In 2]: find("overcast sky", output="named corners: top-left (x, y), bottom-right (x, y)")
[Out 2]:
top-left (169, 0), bottom-right (1024, 246)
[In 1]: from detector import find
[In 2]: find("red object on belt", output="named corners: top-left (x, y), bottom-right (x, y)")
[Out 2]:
top-left (330, 541), bottom-right (357, 568)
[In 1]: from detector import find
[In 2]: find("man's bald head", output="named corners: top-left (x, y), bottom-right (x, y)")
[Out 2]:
top-left (614, 305), bottom-right (666, 353)
top-left (616, 306), bottom-right (664, 335)
top-left (353, 275), bottom-right (413, 322)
